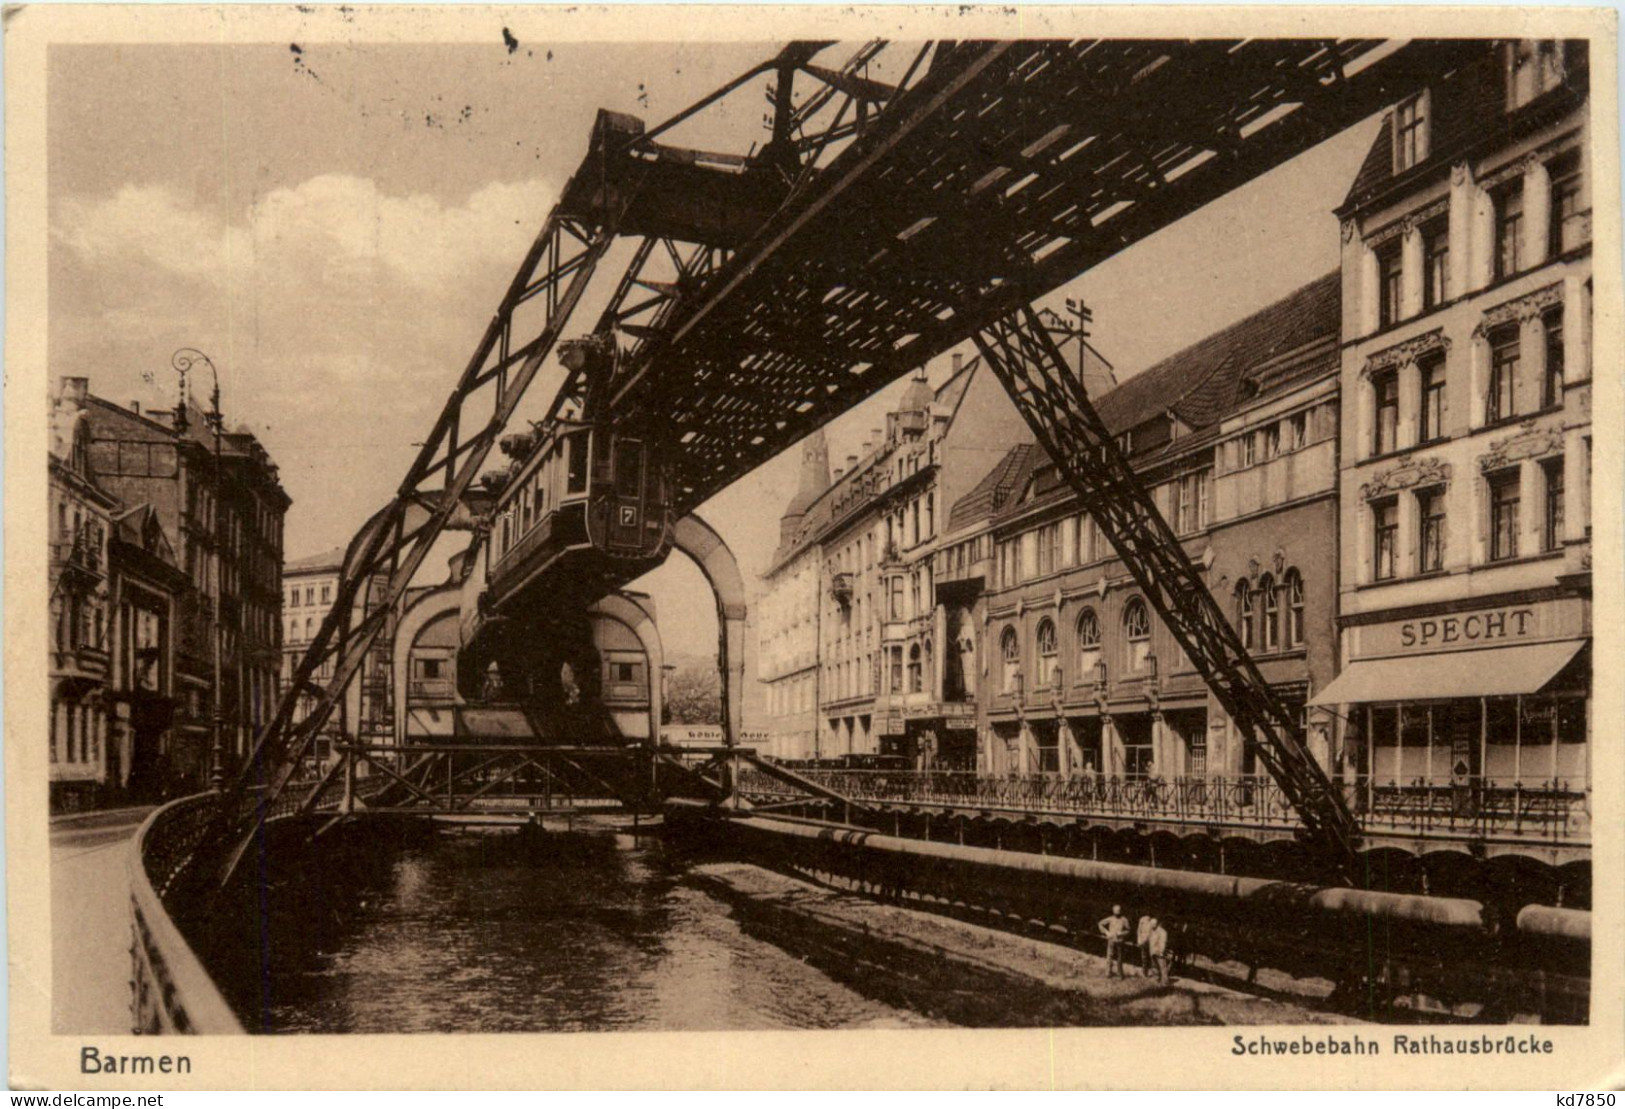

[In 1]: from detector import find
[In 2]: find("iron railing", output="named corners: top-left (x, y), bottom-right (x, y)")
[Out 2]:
top-left (738, 769), bottom-right (1590, 844)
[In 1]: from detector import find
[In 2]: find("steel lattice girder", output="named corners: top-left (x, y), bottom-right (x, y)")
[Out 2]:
top-left (606, 39), bottom-right (1492, 514)
top-left (972, 305), bottom-right (1362, 877)
top-left (206, 38), bottom-right (1497, 894)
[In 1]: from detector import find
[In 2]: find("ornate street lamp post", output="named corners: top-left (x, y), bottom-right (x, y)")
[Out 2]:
top-left (172, 348), bottom-right (226, 791)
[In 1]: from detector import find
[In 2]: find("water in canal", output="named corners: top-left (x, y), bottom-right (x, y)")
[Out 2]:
top-left (253, 822), bottom-right (940, 1033)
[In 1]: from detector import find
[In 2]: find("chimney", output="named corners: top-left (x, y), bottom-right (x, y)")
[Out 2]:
top-left (951, 352), bottom-right (963, 374)
top-left (129, 400), bottom-right (141, 414)
top-left (59, 376), bottom-right (89, 407)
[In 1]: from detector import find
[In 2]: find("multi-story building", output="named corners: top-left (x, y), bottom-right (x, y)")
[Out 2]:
top-left (106, 503), bottom-right (188, 803)
top-left (974, 275), bottom-right (1342, 787)
top-left (755, 352), bottom-right (1040, 764)
top-left (283, 547), bottom-right (398, 762)
top-left (758, 430), bottom-right (830, 761)
top-left (80, 380), bottom-right (289, 788)
top-left (49, 379), bottom-right (119, 810)
top-left (931, 443), bottom-right (1039, 769)
top-left (1317, 39), bottom-right (1592, 877)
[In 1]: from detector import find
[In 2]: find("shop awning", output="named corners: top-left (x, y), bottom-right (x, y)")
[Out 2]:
top-left (1309, 639), bottom-right (1587, 706)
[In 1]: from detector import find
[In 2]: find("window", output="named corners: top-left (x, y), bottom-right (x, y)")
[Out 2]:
top-left (1420, 355), bottom-right (1448, 442)
top-left (1235, 582), bottom-right (1254, 649)
top-left (1261, 424), bottom-right (1281, 461)
top-left (1038, 523), bottom-right (1060, 576)
top-left (1284, 570), bottom-right (1305, 648)
top-left (1373, 370), bottom-right (1399, 455)
top-left (1544, 459), bottom-right (1565, 551)
top-left (1423, 218), bottom-right (1450, 309)
top-left (1488, 328), bottom-right (1519, 423)
top-left (1494, 182), bottom-right (1524, 279)
top-left (1024, 619), bottom-right (1055, 688)
top-left (1418, 487), bottom-right (1446, 573)
top-left (889, 646), bottom-right (904, 694)
top-left (1373, 499), bottom-right (1399, 581)
top-left (1000, 628), bottom-right (1020, 694)
top-left (1174, 474), bottom-right (1197, 535)
top-left (908, 644), bottom-right (923, 694)
top-left (305, 587), bottom-right (315, 606)
top-left (321, 584), bottom-right (331, 604)
top-left (1378, 242), bottom-right (1404, 327)
top-left (1489, 471), bottom-right (1521, 562)
top-left (888, 577), bottom-right (904, 621)
top-left (1543, 309), bottom-right (1564, 409)
top-left (1123, 599), bottom-right (1151, 671)
top-left (1549, 152), bottom-right (1585, 256)
top-left (1259, 574), bottom-right (1279, 651)
top-left (1196, 469), bottom-right (1211, 528)
top-left (1242, 433), bottom-right (1256, 468)
top-left (1289, 412), bottom-right (1308, 451)
top-left (1393, 93), bottom-right (1428, 171)
top-left (289, 587), bottom-right (299, 607)
top-left (1077, 609), bottom-right (1101, 680)
top-left (1507, 40), bottom-right (1566, 110)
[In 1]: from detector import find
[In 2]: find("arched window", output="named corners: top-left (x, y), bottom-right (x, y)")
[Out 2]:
top-left (1123, 599), bottom-right (1151, 671)
top-left (908, 643), bottom-right (923, 693)
top-left (1035, 619), bottom-right (1058, 687)
top-left (1235, 581), bottom-right (1254, 649)
top-left (1076, 608), bottom-right (1102, 683)
top-left (1285, 570), bottom-right (1305, 647)
top-left (305, 617), bottom-right (314, 639)
top-left (1259, 573), bottom-right (1278, 651)
top-left (1000, 627), bottom-right (1021, 694)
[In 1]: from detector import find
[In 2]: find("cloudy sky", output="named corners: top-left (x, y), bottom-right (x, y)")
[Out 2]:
top-left (48, 37), bottom-right (1380, 657)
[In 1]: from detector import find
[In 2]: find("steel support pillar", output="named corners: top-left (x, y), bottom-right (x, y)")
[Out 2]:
top-left (972, 306), bottom-right (1361, 880)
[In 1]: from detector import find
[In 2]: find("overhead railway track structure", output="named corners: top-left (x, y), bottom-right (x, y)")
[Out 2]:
top-left (187, 38), bottom-right (1501, 896)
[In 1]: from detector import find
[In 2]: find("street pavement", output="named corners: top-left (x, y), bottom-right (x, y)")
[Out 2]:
top-left (50, 808), bottom-right (152, 1034)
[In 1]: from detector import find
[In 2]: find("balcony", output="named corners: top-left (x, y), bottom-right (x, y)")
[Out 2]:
top-left (50, 531), bottom-right (103, 583)
top-left (741, 771), bottom-right (1590, 857)
top-left (829, 572), bottom-right (854, 608)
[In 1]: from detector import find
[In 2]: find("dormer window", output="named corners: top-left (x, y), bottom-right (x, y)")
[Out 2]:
top-left (1506, 40), bottom-right (1567, 111)
top-left (1393, 92), bottom-right (1429, 173)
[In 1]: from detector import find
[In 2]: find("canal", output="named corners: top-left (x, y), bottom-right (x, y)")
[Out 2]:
top-left (240, 821), bottom-right (942, 1033)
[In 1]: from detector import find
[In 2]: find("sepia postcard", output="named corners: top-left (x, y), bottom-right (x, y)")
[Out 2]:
top-left (6, 2), bottom-right (1623, 1091)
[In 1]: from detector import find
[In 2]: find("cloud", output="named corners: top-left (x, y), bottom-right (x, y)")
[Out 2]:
top-left (50, 174), bottom-right (557, 555)
top-left (55, 175), bottom-right (554, 293)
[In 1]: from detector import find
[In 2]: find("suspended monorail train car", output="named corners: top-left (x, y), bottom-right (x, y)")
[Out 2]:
top-left (458, 417), bottom-right (675, 707)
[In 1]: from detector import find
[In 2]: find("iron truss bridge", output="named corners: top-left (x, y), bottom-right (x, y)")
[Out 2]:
top-left (198, 38), bottom-right (1495, 894)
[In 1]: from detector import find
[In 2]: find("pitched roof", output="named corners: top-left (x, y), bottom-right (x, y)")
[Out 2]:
top-left (286, 546), bottom-right (347, 574)
top-left (1337, 44), bottom-right (1571, 216)
top-left (945, 442), bottom-right (1038, 534)
top-left (767, 356), bottom-right (986, 572)
top-left (954, 271), bottom-right (1341, 531)
top-left (1088, 271), bottom-right (1340, 440)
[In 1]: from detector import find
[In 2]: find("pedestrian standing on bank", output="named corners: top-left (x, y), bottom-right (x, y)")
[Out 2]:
top-left (1098, 904), bottom-right (1130, 978)
top-left (1136, 912), bottom-right (1154, 976)
top-left (1147, 917), bottom-right (1171, 986)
